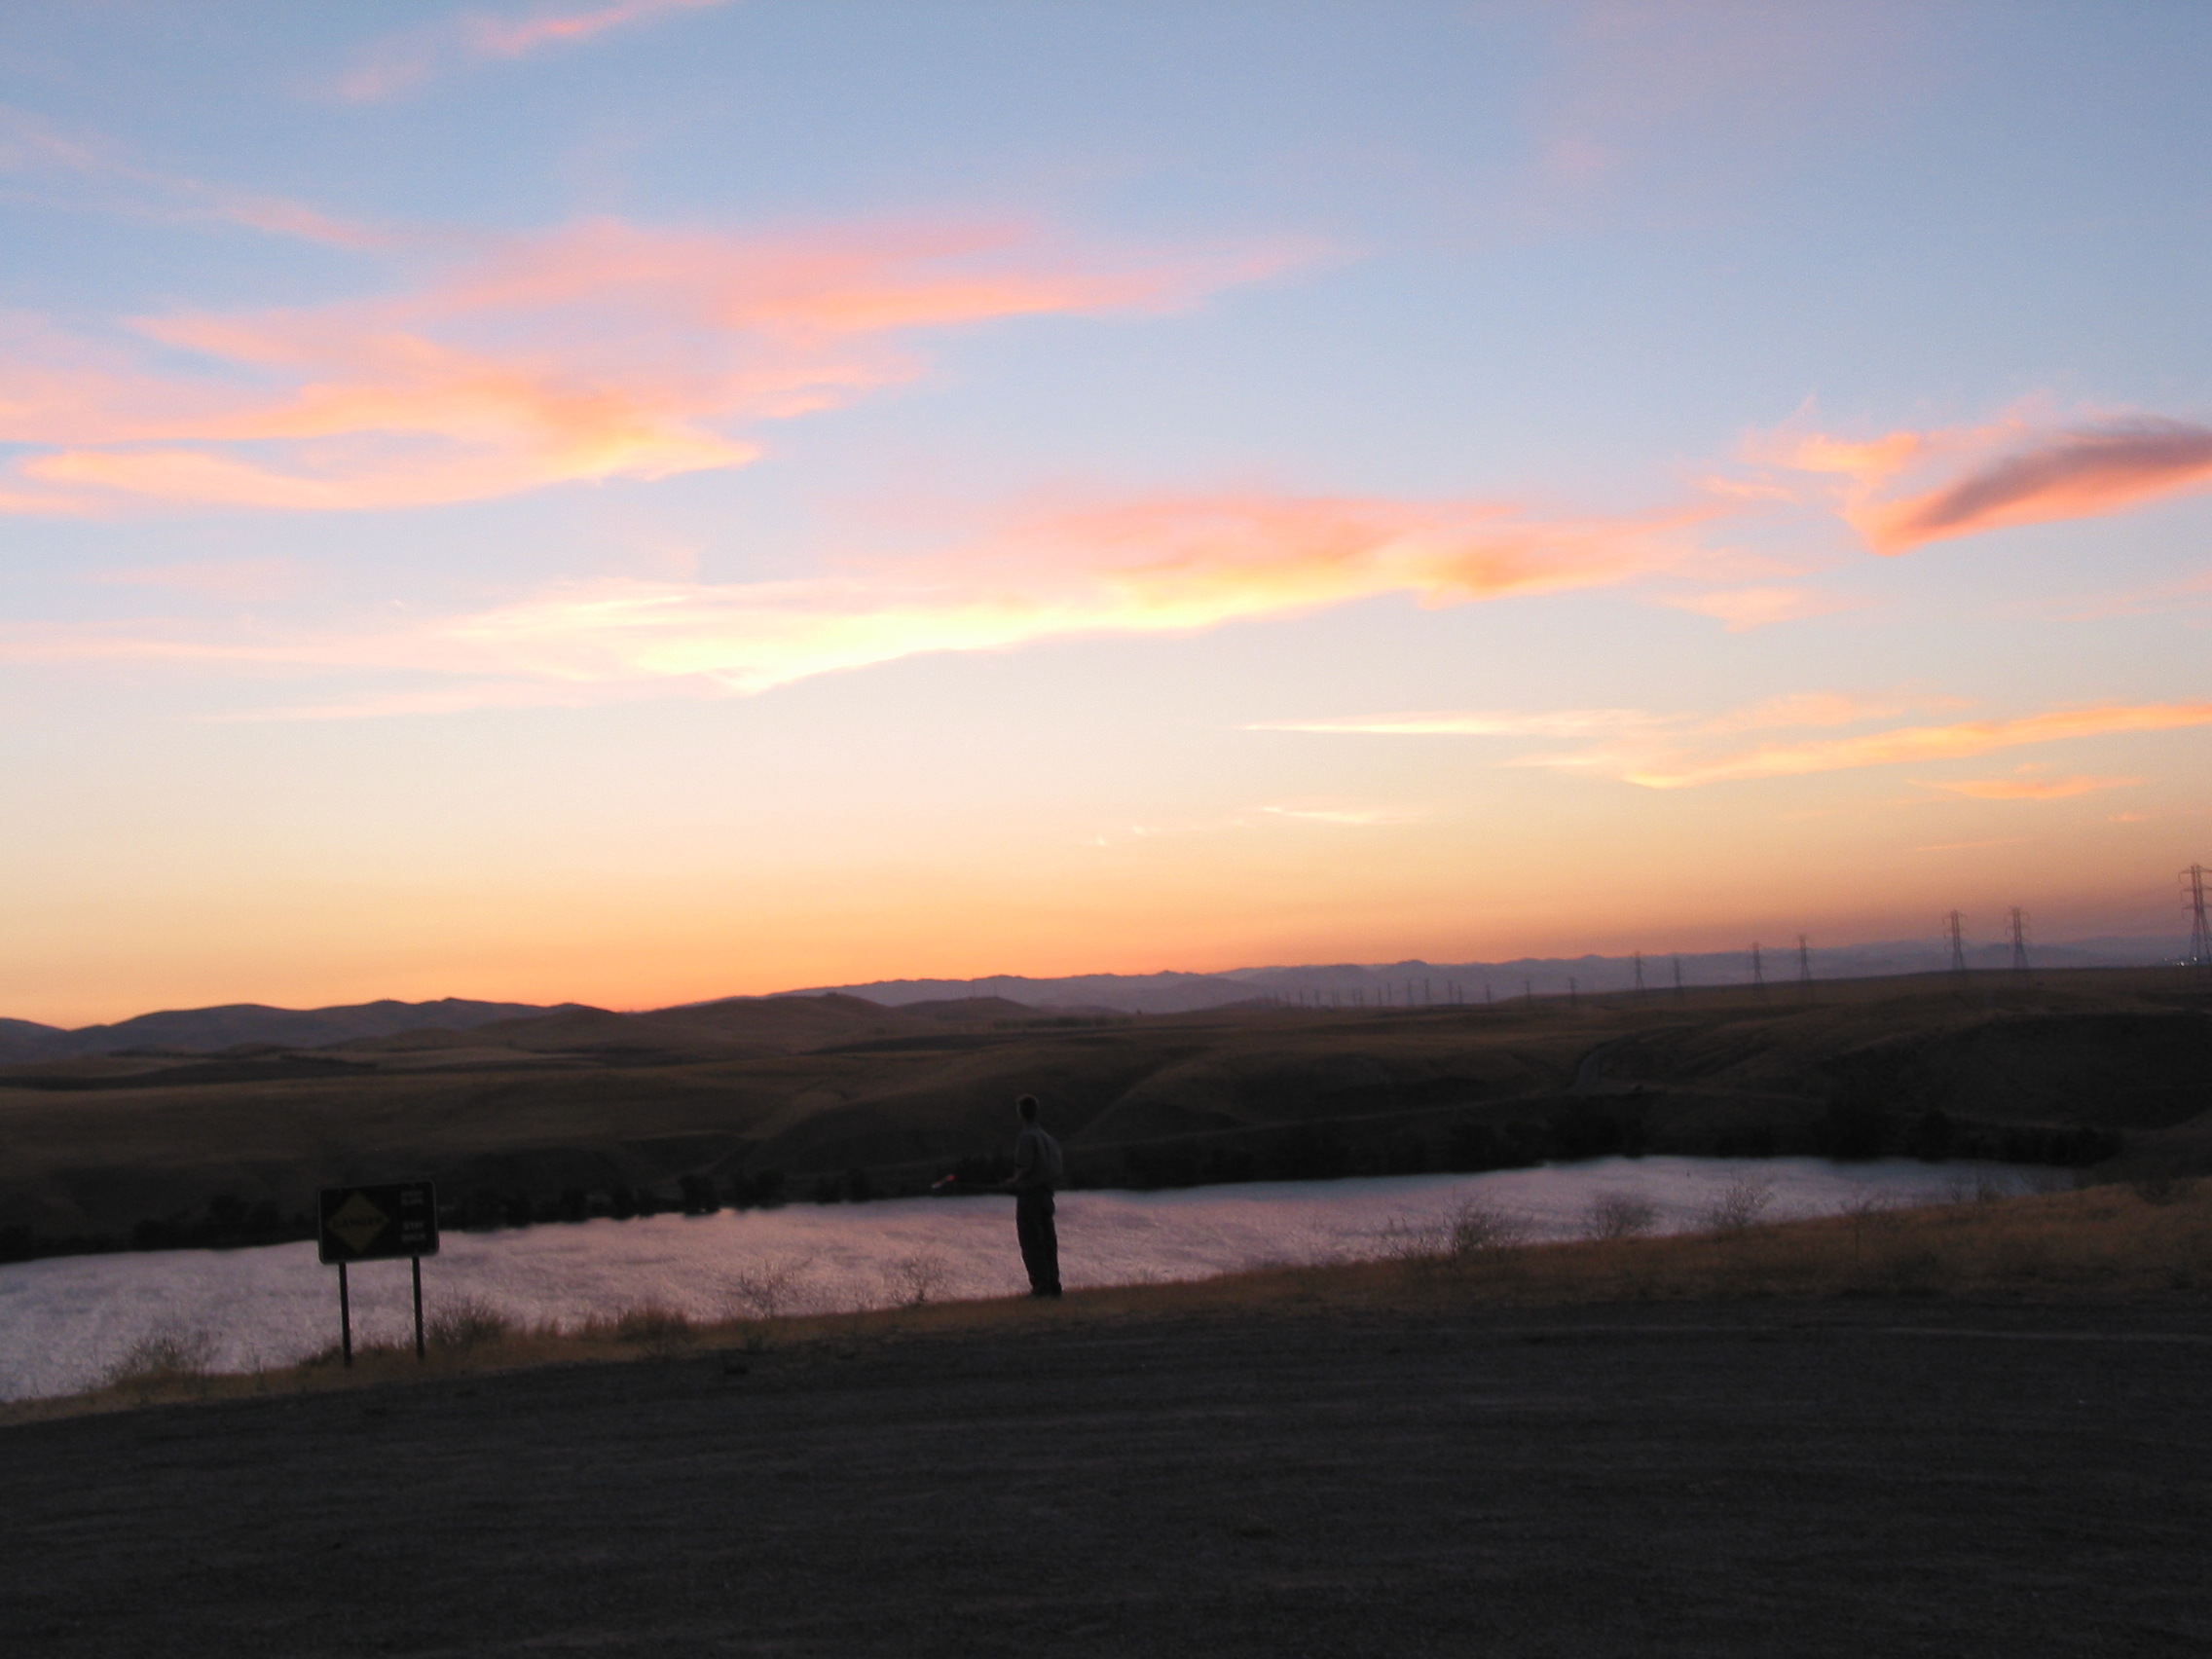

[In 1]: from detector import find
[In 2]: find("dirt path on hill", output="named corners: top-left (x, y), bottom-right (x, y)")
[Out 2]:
top-left (5, 1299), bottom-right (2210, 1657)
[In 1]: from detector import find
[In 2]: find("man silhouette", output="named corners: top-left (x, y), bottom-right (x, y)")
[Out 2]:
top-left (1003, 1094), bottom-right (1063, 1297)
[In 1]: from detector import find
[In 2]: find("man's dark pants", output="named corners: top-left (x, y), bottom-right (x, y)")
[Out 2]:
top-left (1015, 1188), bottom-right (1060, 1295)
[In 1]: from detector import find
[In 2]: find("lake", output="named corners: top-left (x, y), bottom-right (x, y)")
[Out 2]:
top-left (0, 1156), bottom-right (2043, 1401)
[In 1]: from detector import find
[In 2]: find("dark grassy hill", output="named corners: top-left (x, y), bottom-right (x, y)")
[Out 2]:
top-left (1, 969), bottom-right (2207, 1256)
top-left (0, 998), bottom-right (586, 1063)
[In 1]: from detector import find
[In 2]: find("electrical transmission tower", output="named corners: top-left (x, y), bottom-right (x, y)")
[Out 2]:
top-left (2008, 907), bottom-right (2030, 974)
top-left (1796, 934), bottom-right (1812, 985)
top-left (1672, 956), bottom-right (1684, 1000)
top-left (1944, 910), bottom-right (1968, 975)
top-left (2185, 865), bottom-right (2212, 969)
top-left (1751, 942), bottom-right (1765, 994)
top-left (1633, 949), bottom-right (1646, 1000)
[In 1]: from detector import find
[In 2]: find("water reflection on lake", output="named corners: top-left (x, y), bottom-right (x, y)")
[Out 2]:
top-left (0, 1156), bottom-right (2046, 1401)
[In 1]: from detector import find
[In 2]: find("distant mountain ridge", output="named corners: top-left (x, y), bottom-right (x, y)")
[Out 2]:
top-left (5, 935), bottom-right (2192, 1058)
top-left (788, 936), bottom-right (2194, 1014)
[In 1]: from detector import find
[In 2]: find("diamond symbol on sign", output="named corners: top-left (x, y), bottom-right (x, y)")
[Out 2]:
top-left (328, 1192), bottom-right (389, 1255)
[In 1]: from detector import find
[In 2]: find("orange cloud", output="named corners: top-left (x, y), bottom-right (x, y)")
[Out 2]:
top-left (1915, 774), bottom-right (2141, 801)
top-left (1656, 584), bottom-right (1862, 631)
top-left (0, 493), bottom-right (1706, 705)
top-left (334, 1), bottom-right (736, 101)
top-left (0, 220), bottom-right (1294, 514)
top-left (1272, 689), bottom-right (2209, 794)
top-left (1620, 704), bottom-right (2212, 790)
top-left (1701, 689), bottom-right (1968, 732)
top-left (1248, 709), bottom-right (1661, 738)
top-left (435, 494), bottom-right (1704, 693)
top-left (1751, 409), bottom-right (2212, 553)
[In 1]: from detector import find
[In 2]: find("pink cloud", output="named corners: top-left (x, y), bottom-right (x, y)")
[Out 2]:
top-left (334, 1), bottom-right (739, 102)
top-left (1751, 409), bottom-right (2212, 553)
top-left (0, 220), bottom-right (1298, 514)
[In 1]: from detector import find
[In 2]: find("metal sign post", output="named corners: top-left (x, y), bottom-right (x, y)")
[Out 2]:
top-left (317, 1182), bottom-right (440, 1367)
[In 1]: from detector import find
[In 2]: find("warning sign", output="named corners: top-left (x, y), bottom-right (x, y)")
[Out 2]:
top-left (317, 1182), bottom-right (439, 1265)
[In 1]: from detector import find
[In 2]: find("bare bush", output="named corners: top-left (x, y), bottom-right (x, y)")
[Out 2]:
top-left (1581, 1192), bottom-right (1659, 1241)
top-left (105, 1327), bottom-right (217, 1390)
top-left (1700, 1176), bottom-right (1774, 1236)
top-left (1836, 1188), bottom-right (1903, 1260)
top-left (427, 1297), bottom-right (512, 1353)
top-left (1446, 1200), bottom-right (1530, 1257)
top-left (1375, 1217), bottom-right (1447, 1263)
top-left (722, 1255), bottom-right (813, 1320)
top-left (1378, 1200), bottom-right (1529, 1268)
top-left (881, 1250), bottom-right (952, 1308)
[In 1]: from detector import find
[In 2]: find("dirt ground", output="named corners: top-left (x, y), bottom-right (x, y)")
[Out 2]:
top-left (5, 1297), bottom-right (2209, 1657)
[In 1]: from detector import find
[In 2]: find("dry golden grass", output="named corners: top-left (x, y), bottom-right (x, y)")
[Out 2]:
top-left (8, 1177), bottom-right (2205, 1428)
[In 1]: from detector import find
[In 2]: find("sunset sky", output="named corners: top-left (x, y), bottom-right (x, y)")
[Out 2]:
top-left (6, 2), bottom-right (2211, 1025)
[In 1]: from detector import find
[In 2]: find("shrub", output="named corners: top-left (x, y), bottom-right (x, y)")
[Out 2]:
top-left (881, 1250), bottom-right (950, 1307)
top-left (1700, 1176), bottom-right (1774, 1236)
top-left (105, 1327), bottom-right (217, 1392)
top-left (1446, 1199), bottom-right (1529, 1257)
top-left (427, 1297), bottom-right (513, 1353)
top-left (1377, 1199), bottom-right (1529, 1268)
top-left (723, 1255), bottom-right (812, 1320)
top-left (1582, 1191), bottom-right (1659, 1241)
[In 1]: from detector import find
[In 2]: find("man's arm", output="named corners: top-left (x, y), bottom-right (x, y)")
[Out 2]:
top-left (1001, 1130), bottom-right (1036, 1192)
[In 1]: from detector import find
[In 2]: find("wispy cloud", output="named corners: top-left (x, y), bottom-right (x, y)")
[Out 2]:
top-left (1255, 803), bottom-right (1426, 827)
top-left (1, 491), bottom-right (1711, 708)
top-left (333, 0), bottom-right (737, 102)
top-left (0, 219), bottom-right (1299, 514)
top-left (0, 104), bottom-right (387, 248)
top-left (1655, 584), bottom-right (1862, 631)
top-left (1256, 689), bottom-right (2209, 793)
top-left (1914, 774), bottom-right (2140, 801)
top-left (1701, 689), bottom-right (1968, 732)
top-left (1749, 407), bottom-right (2212, 553)
top-left (1616, 703), bottom-right (2212, 790)
top-left (1247, 708), bottom-right (1661, 737)
top-left (425, 492), bottom-right (1709, 692)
